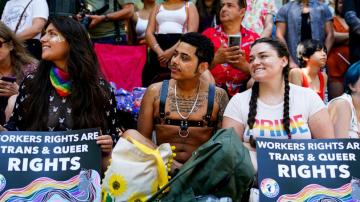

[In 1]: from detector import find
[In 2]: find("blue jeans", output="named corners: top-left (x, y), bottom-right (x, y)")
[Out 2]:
top-left (276, 0), bottom-right (333, 65)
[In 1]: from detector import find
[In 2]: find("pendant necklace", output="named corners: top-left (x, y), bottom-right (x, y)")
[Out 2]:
top-left (175, 81), bottom-right (200, 137)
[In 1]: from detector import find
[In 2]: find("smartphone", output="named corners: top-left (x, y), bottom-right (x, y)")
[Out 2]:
top-left (228, 34), bottom-right (241, 47)
top-left (1, 76), bottom-right (16, 83)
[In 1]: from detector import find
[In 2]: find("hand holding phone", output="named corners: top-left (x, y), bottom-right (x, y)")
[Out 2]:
top-left (0, 76), bottom-right (18, 97)
top-left (228, 34), bottom-right (241, 47)
top-left (1, 76), bottom-right (16, 83)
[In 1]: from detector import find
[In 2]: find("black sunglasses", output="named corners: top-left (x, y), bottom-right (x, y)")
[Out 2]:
top-left (0, 40), bottom-right (9, 48)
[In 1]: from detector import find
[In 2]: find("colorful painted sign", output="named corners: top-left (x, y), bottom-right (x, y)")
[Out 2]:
top-left (257, 138), bottom-right (360, 201)
top-left (0, 128), bottom-right (102, 201)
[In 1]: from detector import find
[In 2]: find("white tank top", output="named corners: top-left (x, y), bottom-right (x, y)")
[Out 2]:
top-left (328, 93), bottom-right (360, 138)
top-left (156, 3), bottom-right (188, 34)
top-left (135, 12), bottom-right (148, 39)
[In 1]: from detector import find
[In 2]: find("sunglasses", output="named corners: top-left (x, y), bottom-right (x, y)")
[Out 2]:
top-left (0, 40), bottom-right (9, 48)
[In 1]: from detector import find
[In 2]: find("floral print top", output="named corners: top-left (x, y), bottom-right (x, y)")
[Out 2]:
top-left (202, 25), bottom-right (260, 96)
top-left (242, 0), bottom-right (277, 36)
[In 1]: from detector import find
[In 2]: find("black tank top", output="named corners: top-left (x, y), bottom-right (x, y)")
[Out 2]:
top-left (301, 12), bottom-right (312, 41)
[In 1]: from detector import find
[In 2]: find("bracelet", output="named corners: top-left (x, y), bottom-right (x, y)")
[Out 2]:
top-left (153, 43), bottom-right (160, 49)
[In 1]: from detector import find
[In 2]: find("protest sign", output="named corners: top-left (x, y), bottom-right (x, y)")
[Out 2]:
top-left (0, 128), bottom-right (102, 201)
top-left (257, 138), bottom-right (360, 201)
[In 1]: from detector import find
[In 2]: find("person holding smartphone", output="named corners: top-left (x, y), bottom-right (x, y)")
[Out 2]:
top-left (202, 0), bottom-right (260, 97)
top-left (0, 21), bottom-right (36, 125)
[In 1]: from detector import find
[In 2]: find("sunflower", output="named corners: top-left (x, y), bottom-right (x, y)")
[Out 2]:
top-left (128, 192), bottom-right (147, 202)
top-left (108, 174), bottom-right (127, 197)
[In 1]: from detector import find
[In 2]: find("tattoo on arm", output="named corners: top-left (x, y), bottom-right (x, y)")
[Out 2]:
top-left (153, 95), bottom-right (159, 102)
top-left (216, 89), bottom-right (229, 128)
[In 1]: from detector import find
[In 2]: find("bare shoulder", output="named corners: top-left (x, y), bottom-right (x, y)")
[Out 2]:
top-left (289, 67), bottom-right (302, 76)
top-left (144, 82), bottom-right (163, 101)
top-left (214, 86), bottom-right (229, 105)
top-left (147, 82), bottom-right (162, 93)
top-left (328, 98), bottom-right (351, 112)
top-left (214, 87), bottom-right (227, 99)
top-left (289, 68), bottom-right (303, 85)
top-left (328, 98), bottom-right (352, 122)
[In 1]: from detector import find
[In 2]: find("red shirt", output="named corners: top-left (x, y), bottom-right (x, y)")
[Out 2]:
top-left (202, 25), bottom-right (260, 96)
top-left (301, 71), bottom-right (325, 101)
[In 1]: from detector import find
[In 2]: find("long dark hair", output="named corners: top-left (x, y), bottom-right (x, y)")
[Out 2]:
top-left (24, 16), bottom-right (110, 130)
top-left (247, 38), bottom-right (291, 138)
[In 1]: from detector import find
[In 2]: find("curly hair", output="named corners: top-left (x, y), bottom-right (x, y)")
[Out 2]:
top-left (247, 38), bottom-right (291, 138)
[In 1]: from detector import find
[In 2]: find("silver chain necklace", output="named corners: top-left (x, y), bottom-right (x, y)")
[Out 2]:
top-left (174, 82), bottom-right (200, 120)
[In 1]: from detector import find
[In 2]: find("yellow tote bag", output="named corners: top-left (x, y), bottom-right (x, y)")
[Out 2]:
top-left (102, 137), bottom-right (173, 202)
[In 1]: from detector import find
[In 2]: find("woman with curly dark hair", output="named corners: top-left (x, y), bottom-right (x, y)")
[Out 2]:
top-left (222, 38), bottom-right (334, 171)
top-left (0, 16), bottom-right (122, 170)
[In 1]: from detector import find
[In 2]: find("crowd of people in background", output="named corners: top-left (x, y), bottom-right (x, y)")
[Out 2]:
top-left (0, 0), bottom-right (360, 200)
